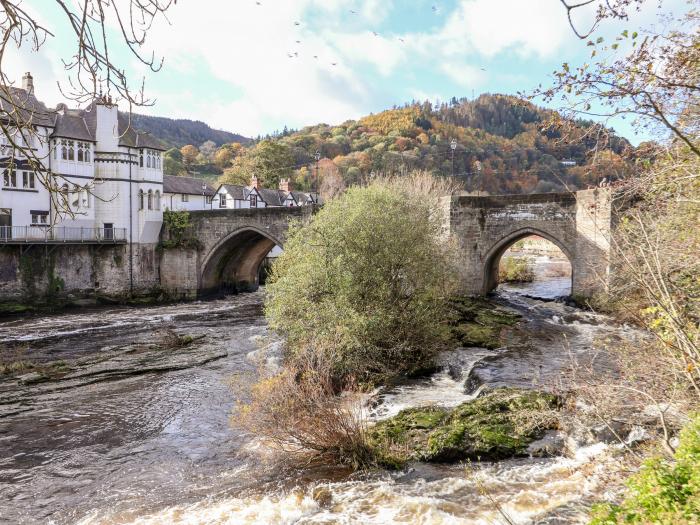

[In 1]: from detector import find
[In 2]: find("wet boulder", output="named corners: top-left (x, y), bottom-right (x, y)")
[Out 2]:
top-left (369, 387), bottom-right (561, 466)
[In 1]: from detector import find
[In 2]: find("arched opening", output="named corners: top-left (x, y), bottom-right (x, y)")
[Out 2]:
top-left (484, 229), bottom-right (573, 300)
top-left (200, 228), bottom-right (282, 295)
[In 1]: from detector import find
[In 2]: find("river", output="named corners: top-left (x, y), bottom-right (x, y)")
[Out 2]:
top-left (0, 272), bottom-right (642, 524)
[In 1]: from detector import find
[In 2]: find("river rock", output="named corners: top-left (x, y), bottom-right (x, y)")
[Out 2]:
top-left (368, 387), bottom-right (561, 466)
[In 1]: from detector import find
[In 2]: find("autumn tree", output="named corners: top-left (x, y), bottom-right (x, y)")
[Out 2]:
top-left (180, 144), bottom-right (199, 169)
top-left (220, 140), bottom-right (295, 188)
top-left (199, 140), bottom-right (217, 162)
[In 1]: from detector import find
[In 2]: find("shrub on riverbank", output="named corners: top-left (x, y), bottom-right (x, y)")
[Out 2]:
top-left (498, 256), bottom-right (534, 283)
top-left (265, 176), bottom-right (458, 384)
top-left (590, 414), bottom-right (700, 524)
top-left (236, 347), bottom-right (375, 469)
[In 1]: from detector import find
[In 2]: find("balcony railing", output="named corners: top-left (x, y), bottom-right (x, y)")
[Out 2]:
top-left (0, 226), bottom-right (127, 243)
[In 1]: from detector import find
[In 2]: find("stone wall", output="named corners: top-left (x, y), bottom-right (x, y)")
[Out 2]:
top-left (0, 242), bottom-right (160, 306)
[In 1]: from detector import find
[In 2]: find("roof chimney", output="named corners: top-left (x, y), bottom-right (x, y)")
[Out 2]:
top-left (250, 175), bottom-right (259, 189)
top-left (279, 178), bottom-right (292, 192)
top-left (22, 72), bottom-right (34, 94)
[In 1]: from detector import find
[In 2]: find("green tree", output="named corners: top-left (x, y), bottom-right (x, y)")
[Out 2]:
top-left (265, 180), bottom-right (457, 383)
top-left (163, 147), bottom-right (185, 176)
top-left (221, 140), bottom-right (295, 188)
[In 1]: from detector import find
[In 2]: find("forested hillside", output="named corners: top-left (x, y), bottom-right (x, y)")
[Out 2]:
top-left (166, 94), bottom-right (635, 195)
top-left (125, 112), bottom-right (249, 148)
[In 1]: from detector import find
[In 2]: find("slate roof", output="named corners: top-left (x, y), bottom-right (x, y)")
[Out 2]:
top-left (163, 175), bottom-right (215, 196)
top-left (0, 87), bottom-right (55, 128)
top-left (52, 110), bottom-right (93, 141)
top-left (220, 184), bottom-right (247, 200)
top-left (258, 188), bottom-right (284, 206)
top-left (1, 91), bottom-right (166, 150)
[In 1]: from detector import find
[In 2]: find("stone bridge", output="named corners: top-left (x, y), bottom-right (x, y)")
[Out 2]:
top-left (160, 206), bottom-right (314, 298)
top-left (160, 188), bottom-right (613, 299)
top-left (445, 188), bottom-right (612, 297)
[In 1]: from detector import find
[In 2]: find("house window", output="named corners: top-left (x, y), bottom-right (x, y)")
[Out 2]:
top-left (3, 169), bottom-right (17, 188)
top-left (104, 223), bottom-right (114, 240)
top-left (148, 190), bottom-right (153, 210)
top-left (22, 171), bottom-right (35, 189)
top-left (156, 154), bottom-right (161, 169)
top-left (53, 141), bottom-right (57, 160)
top-left (31, 211), bottom-right (49, 225)
top-left (206, 195), bottom-right (213, 205)
top-left (155, 190), bottom-right (161, 211)
top-left (67, 140), bottom-right (75, 161)
top-left (250, 194), bottom-right (257, 207)
top-left (77, 142), bottom-right (84, 162)
top-left (219, 195), bottom-right (227, 208)
top-left (61, 140), bottom-right (68, 160)
top-left (139, 150), bottom-right (144, 167)
top-left (182, 194), bottom-right (189, 202)
top-left (146, 151), bottom-right (152, 169)
top-left (138, 189), bottom-right (144, 210)
top-left (85, 144), bottom-right (91, 162)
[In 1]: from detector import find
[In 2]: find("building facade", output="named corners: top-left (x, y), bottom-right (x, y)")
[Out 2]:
top-left (0, 72), bottom-right (166, 245)
top-left (162, 175), bottom-right (215, 211)
top-left (213, 176), bottom-right (319, 210)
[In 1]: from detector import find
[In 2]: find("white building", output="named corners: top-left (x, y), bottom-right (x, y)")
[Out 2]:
top-left (162, 175), bottom-right (215, 211)
top-left (212, 176), bottom-right (319, 210)
top-left (0, 72), bottom-right (166, 243)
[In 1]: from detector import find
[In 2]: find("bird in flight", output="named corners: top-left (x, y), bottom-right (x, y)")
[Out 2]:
top-left (313, 55), bottom-right (318, 59)
top-left (255, 1), bottom-right (261, 4)
top-left (373, 31), bottom-right (379, 36)
top-left (432, 5), bottom-right (438, 12)
top-left (296, 40), bottom-right (301, 44)
top-left (294, 21), bottom-right (300, 26)
top-left (398, 37), bottom-right (405, 43)
top-left (350, 9), bottom-right (357, 14)
top-left (331, 62), bottom-right (337, 66)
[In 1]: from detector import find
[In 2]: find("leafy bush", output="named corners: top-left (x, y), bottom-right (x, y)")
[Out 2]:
top-left (264, 179), bottom-right (457, 384)
top-left (498, 256), bottom-right (534, 283)
top-left (160, 210), bottom-right (202, 250)
top-left (590, 414), bottom-right (700, 524)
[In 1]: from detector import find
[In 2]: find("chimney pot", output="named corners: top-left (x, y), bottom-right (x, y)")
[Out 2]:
top-left (279, 178), bottom-right (292, 192)
top-left (22, 72), bottom-right (34, 94)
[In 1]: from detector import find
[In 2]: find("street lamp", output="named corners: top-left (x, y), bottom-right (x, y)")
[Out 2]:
top-left (314, 150), bottom-right (321, 203)
top-left (202, 183), bottom-right (209, 209)
top-left (450, 139), bottom-right (457, 177)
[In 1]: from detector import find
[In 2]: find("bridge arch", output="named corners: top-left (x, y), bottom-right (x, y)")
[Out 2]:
top-left (481, 227), bottom-right (574, 294)
top-left (199, 226), bottom-right (283, 294)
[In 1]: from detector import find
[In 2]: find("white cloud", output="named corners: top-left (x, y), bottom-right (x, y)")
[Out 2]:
top-left (437, 0), bottom-right (570, 58)
top-left (441, 62), bottom-right (486, 89)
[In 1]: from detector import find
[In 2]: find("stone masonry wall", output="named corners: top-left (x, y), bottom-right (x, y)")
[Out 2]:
top-left (0, 242), bottom-right (160, 306)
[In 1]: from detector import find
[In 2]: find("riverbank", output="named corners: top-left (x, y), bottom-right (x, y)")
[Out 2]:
top-left (0, 284), bottom-right (658, 524)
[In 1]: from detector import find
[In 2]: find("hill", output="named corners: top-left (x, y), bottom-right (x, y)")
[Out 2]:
top-left (173, 94), bottom-right (635, 195)
top-left (125, 112), bottom-right (249, 148)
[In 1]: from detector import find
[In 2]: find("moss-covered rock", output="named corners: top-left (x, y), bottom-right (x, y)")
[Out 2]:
top-left (369, 388), bottom-right (561, 466)
top-left (448, 297), bottom-right (520, 348)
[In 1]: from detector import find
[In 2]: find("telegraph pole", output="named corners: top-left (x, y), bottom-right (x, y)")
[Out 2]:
top-left (450, 139), bottom-right (457, 177)
top-left (314, 150), bottom-right (321, 202)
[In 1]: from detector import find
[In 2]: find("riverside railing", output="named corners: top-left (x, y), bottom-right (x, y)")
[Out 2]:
top-left (0, 226), bottom-right (127, 243)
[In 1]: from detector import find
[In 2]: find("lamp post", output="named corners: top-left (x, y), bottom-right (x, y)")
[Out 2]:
top-left (450, 139), bottom-right (457, 177)
top-left (314, 150), bottom-right (321, 203)
top-left (202, 183), bottom-right (209, 209)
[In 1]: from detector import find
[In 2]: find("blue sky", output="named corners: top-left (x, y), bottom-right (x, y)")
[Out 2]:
top-left (9, 0), bottom-right (689, 144)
